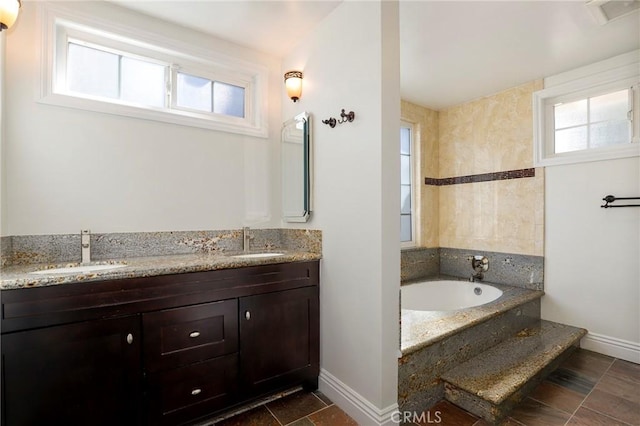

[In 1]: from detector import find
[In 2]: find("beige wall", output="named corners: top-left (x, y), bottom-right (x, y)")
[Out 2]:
top-left (402, 80), bottom-right (544, 256)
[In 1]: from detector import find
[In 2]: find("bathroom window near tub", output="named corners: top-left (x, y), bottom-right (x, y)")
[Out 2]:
top-left (401, 122), bottom-right (416, 247)
top-left (533, 51), bottom-right (639, 166)
top-left (553, 88), bottom-right (632, 153)
top-left (38, 3), bottom-right (267, 138)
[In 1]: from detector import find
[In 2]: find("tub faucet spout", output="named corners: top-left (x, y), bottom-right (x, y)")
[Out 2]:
top-left (470, 255), bottom-right (489, 282)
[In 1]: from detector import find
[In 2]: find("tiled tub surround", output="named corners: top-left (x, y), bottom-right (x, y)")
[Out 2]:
top-left (401, 247), bottom-right (440, 282)
top-left (400, 280), bottom-right (542, 355)
top-left (398, 246), bottom-right (545, 416)
top-left (400, 247), bottom-right (543, 290)
top-left (440, 248), bottom-right (543, 291)
top-left (399, 278), bottom-right (543, 413)
top-left (402, 82), bottom-right (545, 259)
top-left (0, 229), bottom-right (322, 289)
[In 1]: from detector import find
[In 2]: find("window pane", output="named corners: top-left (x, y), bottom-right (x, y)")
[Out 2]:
top-left (555, 126), bottom-right (588, 153)
top-left (177, 73), bottom-right (212, 112)
top-left (121, 57), bottom-right (165, 107)
top-left (590, 120), bottom-right (631, 148)
top-left (67, 43), bottom-right (119, 99)
top-left (591, 89), bottom-right (629, 123)
top-left (401, 215), bottom-right (412, 242)
top-left (554, 99), bottom-right (587, 129)
top-left (401, 185), bottom-right (411, 214)
top-left (401, 127), bottom-right (411, 155)
top-left (213, 82), bottom-right (245, 118)
top-left (401, 155), bottom-right (411, 185)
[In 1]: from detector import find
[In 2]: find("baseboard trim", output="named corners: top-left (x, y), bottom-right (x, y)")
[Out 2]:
top-left (319, 369), bottom-right (399, 426)
top-left (581, 332), bottom-right (640, 363)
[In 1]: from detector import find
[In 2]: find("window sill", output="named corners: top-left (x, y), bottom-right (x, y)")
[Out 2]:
top-left (534, 142), bottom-right (639, 167)
top-left (39, 92), bottom-right (268, 138)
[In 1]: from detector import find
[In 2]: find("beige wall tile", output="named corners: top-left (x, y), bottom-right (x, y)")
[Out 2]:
top-left (402, 80), bottom-right (544, 256)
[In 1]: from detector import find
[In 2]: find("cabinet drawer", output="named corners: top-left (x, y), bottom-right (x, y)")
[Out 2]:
top-left (147, 354), bottom-right (238, 426)
top-left (143, 299), bottom-right (238, 372)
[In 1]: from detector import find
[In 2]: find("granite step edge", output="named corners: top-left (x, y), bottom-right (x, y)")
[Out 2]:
top-left (441, 320), bottom-right (587, 406)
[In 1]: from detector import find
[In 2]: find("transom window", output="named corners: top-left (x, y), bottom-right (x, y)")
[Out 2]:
top-left (39, 4), bottom-right (267, 137)
top-left (176, 72), bottom-right (245, 118)
top-left (67, 42), bottom-right (167, 108)
top-left (553, 88), bottom-right (631, 154)
top-left (533, 51), bottom-right (639, 166)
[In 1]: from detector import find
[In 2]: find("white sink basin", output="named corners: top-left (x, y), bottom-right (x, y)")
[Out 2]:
top-left (233, 253), bottom-right (284, 259)
top-left (30, 263), bottom-right (127, 275)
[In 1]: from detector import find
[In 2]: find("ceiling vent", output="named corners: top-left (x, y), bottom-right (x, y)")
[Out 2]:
top-left (586, 0), bottom-right (640, 25)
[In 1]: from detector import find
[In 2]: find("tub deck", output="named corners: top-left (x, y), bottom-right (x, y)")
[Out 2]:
top-left (401, 277), bottom-right (543, 356)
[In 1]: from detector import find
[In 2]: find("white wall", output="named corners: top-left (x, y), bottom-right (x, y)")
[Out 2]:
top-left (283, 1), bottom-right (400, 424)
top-left (543, 157), bottom-right (640, 362)
top-left (1, 1), bottom-right (282, 236)
top-left (1, 32), bottom-right (6, 235)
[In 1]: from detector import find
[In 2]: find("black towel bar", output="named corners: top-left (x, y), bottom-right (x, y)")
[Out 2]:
top-left (601, 195), bottom-right (640, 208)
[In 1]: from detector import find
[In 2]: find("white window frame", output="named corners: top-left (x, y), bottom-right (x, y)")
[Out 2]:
top-left (401, 121), bottom-right (417, 248)
top-left (533, 51), bottom-right (640, 167)
top-left (38, 3), bottom-right (268, 138)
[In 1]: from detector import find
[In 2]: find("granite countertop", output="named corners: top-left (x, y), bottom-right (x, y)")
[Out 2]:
top-left (0, 251), bottom-right (322, 290)
top-left (400, 277), bottom-right (544, 356)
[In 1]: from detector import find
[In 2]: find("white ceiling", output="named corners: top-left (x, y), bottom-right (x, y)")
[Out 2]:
top-left (400, 1), bottom-right (640, 110)
top-left (111, 0), bottom-right (640, 111)
top-left (110, 0), bottom-right (342, 57)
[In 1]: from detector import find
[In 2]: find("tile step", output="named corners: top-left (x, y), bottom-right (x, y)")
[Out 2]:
top-left (441, 319), bottom-right (587, 424)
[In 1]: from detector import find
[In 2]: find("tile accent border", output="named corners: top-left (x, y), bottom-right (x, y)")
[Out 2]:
top-left (425, 168), bottom-right (535, 186)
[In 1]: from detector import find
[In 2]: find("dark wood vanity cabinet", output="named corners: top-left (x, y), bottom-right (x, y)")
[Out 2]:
top-left (240, 286), bottom-right (320, 396)
top-left (1, 261), bottom-right (319, 426)
top-left (2, 316), bottom-right (142, 426)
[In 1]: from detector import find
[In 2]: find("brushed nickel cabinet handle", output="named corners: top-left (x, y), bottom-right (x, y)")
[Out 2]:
top-left (245, 311), bottom-right (251, 320)
top-left (126, 333), bottom-right (133, 345)
top-left (189, 331), bottom-right (200, 338)
top-left (191, 388), bottom-right (202, 396)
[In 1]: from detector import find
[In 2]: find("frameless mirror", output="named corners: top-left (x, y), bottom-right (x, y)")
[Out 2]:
top-left (282, 112), bottom-right (312, 222)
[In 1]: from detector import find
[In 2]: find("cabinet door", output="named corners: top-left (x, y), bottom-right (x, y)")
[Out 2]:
top-left (1, 316), bottom-right (141, 426)
top-left (239, 286), bottom-right (319, 396)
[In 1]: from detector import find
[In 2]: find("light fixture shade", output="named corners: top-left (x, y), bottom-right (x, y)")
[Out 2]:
top-left (284, 71), bottom-right (303, 102)
top-left (0, 0), bottom-right (20, 31)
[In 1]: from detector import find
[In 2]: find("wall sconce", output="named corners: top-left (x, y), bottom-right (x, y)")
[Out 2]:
top-left (0, 0), bottom-right (21, 31)
top-left (284, 71), bottom-right (303, 103)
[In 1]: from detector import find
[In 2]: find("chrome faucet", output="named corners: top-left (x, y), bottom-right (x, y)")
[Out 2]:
top-left (470, 255), bottom-right (489, 282)
top-left (81, 230), bottom-right (91, 265)
top-left (242, 227), bottom-right (253, 253)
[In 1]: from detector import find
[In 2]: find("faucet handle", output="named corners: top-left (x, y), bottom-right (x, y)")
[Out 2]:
top-left (471, 255), bottom-right (489, 272)
top-left (243, 227), bottom-right (254, 239)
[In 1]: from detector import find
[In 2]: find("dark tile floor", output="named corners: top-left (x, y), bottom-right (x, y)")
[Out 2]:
top-left (418, 349), bottom-right (640, 426)
top-left (210, 349), bottom-right (638, 425)
top-left (212, 390), bottom-right (357, 426)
